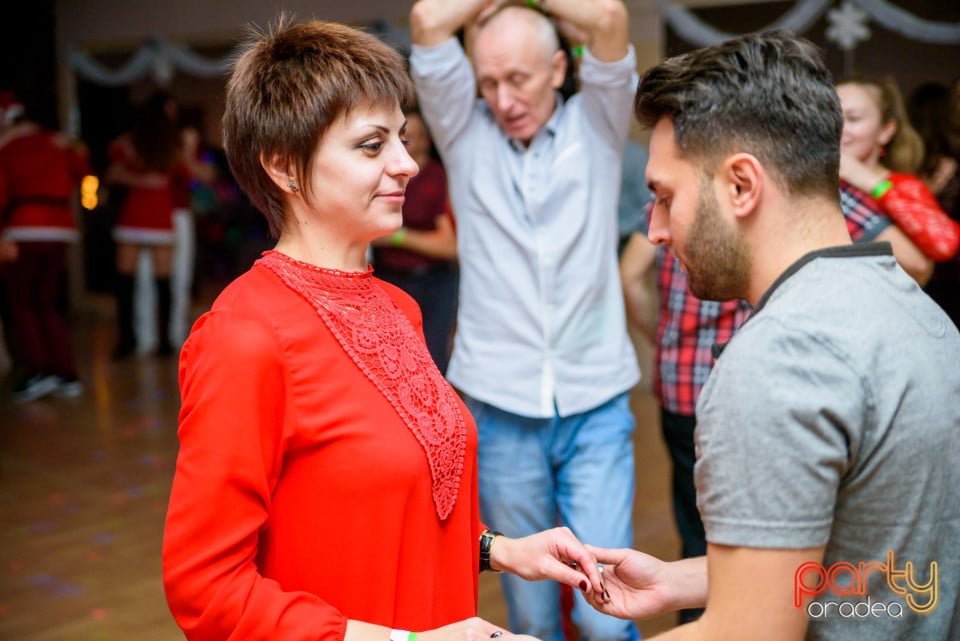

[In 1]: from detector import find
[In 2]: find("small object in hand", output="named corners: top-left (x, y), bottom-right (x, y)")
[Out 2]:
top-left (491, 632), bottom-right (504, 638)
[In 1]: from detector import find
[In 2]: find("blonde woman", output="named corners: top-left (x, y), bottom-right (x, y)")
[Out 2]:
top-left (837, 75), bottom-right (960, 263)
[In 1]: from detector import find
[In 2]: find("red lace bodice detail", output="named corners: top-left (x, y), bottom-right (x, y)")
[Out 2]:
top-left (257, 250), bottom-right (466, 519)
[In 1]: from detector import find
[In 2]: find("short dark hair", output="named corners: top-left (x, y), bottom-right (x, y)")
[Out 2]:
top-left (223, 16), bottom-right (414, 238)
top-left (635, 30), bottom-right (842, 199)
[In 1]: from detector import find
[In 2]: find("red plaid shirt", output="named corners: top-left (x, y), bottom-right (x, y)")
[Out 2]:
top-left (639, 184), bottom-right (890, 415)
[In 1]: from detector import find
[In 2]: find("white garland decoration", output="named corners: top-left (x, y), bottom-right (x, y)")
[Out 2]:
top-left (661, 0), bottom-right (960, 47)
top-left (659, 0), bottom-right (834, 47)
top-left (69, 37), bottom-right (230, 86)
top-left (67, 3), bottom-right (959, 87)
top-left (69, 45), bottom-right (159, 86)
top-left (854, 0), bottom-right (960, 44)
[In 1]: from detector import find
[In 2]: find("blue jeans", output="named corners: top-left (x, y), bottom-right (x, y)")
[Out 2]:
top-left (467, 392), bottom-right (639, 641)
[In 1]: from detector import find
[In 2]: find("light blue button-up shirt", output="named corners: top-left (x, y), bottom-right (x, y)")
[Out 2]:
top-left (410, 38), bottom-right (640, 418)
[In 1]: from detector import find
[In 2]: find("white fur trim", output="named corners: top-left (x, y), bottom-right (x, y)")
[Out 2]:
top-left (113, 226), bottom-right (175, 245)
top-left (3, 227), bottom-right (78, 243)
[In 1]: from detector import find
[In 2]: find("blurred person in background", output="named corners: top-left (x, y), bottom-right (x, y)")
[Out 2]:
top-left (836, 75), bottom-right (960, 279)
top-left (372, 108), bottom-right (458, 373)
top-left (0, 90), bottom-right (88, 402)
top-left (106, 90), bottom-right (187, 358)
top-left (133, 103), bottom-right (215, 353)
top-left (908, 80), bottom-right (960, 327)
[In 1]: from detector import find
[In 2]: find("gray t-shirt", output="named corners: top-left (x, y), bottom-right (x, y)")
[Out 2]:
top-left (696, 243), bottom-right (960, 641)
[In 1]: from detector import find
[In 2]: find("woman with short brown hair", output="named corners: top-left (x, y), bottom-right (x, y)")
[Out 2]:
top-left (162, 16), bottom-right (603, 641)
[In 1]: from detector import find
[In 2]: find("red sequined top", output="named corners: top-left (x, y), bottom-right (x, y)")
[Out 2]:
top-left (873, 172), bottom-right (960, 262)
top-left (163, 250), bottom-right (481, 641)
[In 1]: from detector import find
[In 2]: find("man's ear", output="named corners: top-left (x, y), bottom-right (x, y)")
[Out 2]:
top-left (260, 153), bottom-right (298, 194)
top-left (722, 153), bottom-right (763, 220)
top-left (550, 49), bottom-right (568, 90)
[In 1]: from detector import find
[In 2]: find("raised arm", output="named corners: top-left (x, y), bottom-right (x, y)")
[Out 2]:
top-left (528, 0), bottom-right (628, 62)
top-left (416, 0), bottom-right (629, 62)
top-left (842, 154), bottom-right (960, 262)
top-left (410, 0), bottom-right (490, 47)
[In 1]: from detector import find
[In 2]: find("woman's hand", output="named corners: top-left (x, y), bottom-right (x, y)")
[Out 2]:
top-left (418, 617), bottom-right (539, 641)
top-left (839, 152), bottom-right (888, 194)
top-left (347, 617), bottom-right (539, 641)
top-left (490, 526), bottom-right (606, 597)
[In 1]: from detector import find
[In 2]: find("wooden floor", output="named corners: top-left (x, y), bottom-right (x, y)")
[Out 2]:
top-left (0, 295), bottom-right (682, 640)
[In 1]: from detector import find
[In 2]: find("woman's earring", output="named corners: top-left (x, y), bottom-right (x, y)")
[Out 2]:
top-left (288, 181), bottom-right (299, 193)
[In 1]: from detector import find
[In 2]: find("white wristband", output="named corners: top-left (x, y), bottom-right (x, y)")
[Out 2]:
top-left (390, 630), bottom-right (416, 641)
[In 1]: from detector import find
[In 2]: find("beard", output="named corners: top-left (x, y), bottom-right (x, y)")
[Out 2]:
top-left (682, 181), bottom-right (751, 302)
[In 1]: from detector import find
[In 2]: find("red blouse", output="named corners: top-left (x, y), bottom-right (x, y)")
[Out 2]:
top-left (163, 251), bottom-right (482, 641)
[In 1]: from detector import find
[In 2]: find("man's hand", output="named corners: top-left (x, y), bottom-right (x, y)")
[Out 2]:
top-left (581, 546), bottom-right (692, 619)
top-left (583, 546), bottom-right (711, 621)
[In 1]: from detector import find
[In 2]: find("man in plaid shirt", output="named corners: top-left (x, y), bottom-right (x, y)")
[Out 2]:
top-left (619, 181), bottom-right (926, 624)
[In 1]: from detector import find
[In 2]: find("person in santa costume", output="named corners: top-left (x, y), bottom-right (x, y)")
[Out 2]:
top-left (0, 90), bottom-right (89, 402)
top-left (106, 91), bottom-right (191, 358)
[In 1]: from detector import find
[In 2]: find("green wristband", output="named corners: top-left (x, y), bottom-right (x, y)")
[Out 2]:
top-left (391, 227), bottom-right (407, 247)
top-left (871, 178), bottom-right (893, 199)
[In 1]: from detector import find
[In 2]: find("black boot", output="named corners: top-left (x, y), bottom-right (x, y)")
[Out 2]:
top-left (114, 273), bottom-right (136, 359)
top-left (156, 276), bottom-right (174, 356)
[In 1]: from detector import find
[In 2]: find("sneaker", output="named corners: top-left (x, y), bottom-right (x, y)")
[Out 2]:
top-left (11, 375), bottom-right (59, 404)
top-left (51, 375), bottom-right (83, 398)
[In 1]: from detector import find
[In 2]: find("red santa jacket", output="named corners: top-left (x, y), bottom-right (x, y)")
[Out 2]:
top-left (0, 122), bottom-right (89, 242)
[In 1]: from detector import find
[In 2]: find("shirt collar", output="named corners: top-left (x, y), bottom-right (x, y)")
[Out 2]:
top-left (711, 242), bottom-right (894, 359)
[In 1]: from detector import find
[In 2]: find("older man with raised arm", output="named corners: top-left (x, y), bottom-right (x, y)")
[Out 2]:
top-left (409, 3), bottom-right (640, 641)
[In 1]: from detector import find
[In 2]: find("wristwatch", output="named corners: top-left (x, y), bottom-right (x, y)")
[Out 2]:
top-left (479, 530), bottom-right (503, 573)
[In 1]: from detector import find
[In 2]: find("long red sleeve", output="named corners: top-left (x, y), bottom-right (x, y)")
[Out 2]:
top-left (876, 173), bottom-right (960, 261)
top-left (162, 265), bottom-right (481, 641)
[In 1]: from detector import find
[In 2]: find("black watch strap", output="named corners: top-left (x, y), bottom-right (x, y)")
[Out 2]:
top-left (479, 530), bottom-right (503, 573)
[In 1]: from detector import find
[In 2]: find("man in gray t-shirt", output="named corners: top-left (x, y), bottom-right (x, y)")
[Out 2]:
top-left (572, 31), bottom-right (960, 641)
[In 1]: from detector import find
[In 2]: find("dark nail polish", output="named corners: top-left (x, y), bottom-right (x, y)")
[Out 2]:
top-left (579, 580), bottom-right (588, 591)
